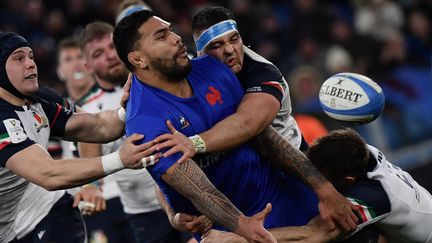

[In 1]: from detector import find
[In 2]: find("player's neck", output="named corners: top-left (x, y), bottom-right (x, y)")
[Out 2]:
top-left (136, 72), bottom-right (192, 98)
top-left (0, 87), bottom-right (27, 106)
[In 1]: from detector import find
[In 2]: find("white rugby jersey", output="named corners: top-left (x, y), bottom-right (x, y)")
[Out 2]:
top-left (79, 84), bottom-right (160, 213)
top-left (345, 145), bottom-right (432, 242)
top-left (0, 96), bottom-right (72, 242)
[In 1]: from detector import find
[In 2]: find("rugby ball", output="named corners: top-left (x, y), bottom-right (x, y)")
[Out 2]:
top-left (319, 73), bottom-right (385, 124)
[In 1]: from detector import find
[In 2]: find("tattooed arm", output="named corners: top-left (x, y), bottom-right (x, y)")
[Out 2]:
top-left (161, 159), bottom-right (275, 243)
top-left (252, 126), bottom-right (359, 231)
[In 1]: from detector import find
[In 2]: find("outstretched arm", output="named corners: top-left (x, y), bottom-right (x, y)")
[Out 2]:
top-left (64, 109), bottom-right (124, 143)
top-left (252, 126), bottom-right (359, 231)
top-left (6, 134), bottom-right (156, 190)
top-left (199, 92), bottom-right (279, 152)
top-left (161, 159), bottom-right (275, 243)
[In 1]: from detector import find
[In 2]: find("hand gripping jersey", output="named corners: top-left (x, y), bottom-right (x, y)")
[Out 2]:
top-left (238, 46), bottom-right (302, 149)
top-left (79, 84), bottom-right (160, 214)
top-left (0, 96), bottom-right (72, 242)
top-left (126, 55), bottom-right (318, 234)
top-left (345, 145), bottom-right (432, 242)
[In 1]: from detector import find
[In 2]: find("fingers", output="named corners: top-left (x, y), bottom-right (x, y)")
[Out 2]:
top-left (141, 154), bottom-right (162, 167)
top-left (185, 216), bottom-right (203, 231)
top-left (199, 216), bottom-right (213, 233)
top-left (183, 215), bottom-right (212, 233)
top-left (337, 205), bottom-right (358, 231)
top-left (81, 201), bottom-right (97, 215)
top-left (166, 120), bottom-right (177, 134)
top-left (163, 146), bottom-right (182, 158)
top-left (136, 141), bottom-right (157, 154)
top-left (73, 193), bottom-right (82, 208)
top-left (177, 154), bottom-right (190, 164)
top-left (155, 139), bottom-right (176, 152)
top-left (120, 73), bottom-right (132, 108)
top-left (351, 205), bottom-right (361, 224)
top-left (124, 73), bottom-right (132, 92)
top-left (344, 218), bottom-right (357, 231)
top-left (127, 133), bottom-right (145, 143)
top-left (256, 203), bottom-right (272, 222)
top-left (153, 134), bottom-right (172, 144)
top-left (94, 198), bottom-right (105, 212)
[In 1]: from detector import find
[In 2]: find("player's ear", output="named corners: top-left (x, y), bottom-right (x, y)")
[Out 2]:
top-left (128, 51), bottom-right (147, 69)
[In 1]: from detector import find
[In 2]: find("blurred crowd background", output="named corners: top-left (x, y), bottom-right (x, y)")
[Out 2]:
top-left (1, 0), bottom-right (431, 188)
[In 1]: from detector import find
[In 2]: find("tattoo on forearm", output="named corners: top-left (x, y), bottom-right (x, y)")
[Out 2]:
top-left (253, 126), bottom-right (326, 187)
top-left (168, 159), bottom-right (242, 231)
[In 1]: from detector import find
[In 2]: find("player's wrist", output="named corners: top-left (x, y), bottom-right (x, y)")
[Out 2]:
top-left (101, 151), bottom-right (124, 175)
top-left (314, 181), bottom-right (336, 198)
top-left (188, 134), bottom-right (207, 153)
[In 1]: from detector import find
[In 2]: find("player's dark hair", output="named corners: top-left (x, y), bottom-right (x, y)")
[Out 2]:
top-left (79, 21), bottom-right (114, 53)
top-left (56, 37), bottom-right (79, 63)
top-left (113, 10), bottom-right (154, 71)
top-left (192, 6), bottom-right (236, 34)
top-left (306, 128), bottom-right (369, 189)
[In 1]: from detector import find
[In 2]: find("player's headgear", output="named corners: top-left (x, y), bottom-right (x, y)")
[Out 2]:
top-left (0, 32), bottom-right (30, 99)
top-left (194, 20), bottom-right (238, 52)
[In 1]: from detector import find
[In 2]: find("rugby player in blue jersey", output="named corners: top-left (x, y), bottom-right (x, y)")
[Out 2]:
top-left (113, 10), bottom-right (322, 243)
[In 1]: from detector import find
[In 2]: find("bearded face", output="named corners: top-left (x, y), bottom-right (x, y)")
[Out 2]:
top-left (149, 53), bottom-right (191, 82)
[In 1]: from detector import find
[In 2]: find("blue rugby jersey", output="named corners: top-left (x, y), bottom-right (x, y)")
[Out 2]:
top-left (126, 55), bottom-right (318, 231)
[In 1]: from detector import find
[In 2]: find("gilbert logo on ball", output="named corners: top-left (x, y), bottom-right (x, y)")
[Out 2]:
top-left (319, 72), bottom-right (385, 124)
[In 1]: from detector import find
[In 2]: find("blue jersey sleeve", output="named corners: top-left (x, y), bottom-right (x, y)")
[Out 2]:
top-left (126, 115), bottom-right (182, 180)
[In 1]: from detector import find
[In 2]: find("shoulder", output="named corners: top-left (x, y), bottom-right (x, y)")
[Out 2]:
top-left (241, 46), bottom-right (282, 80)
top-left (127, 77), bottom-right (169, 121)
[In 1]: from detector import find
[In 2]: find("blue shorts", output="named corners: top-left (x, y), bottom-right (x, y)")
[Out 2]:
top-left (16, 193), bottom-right (85, 243)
